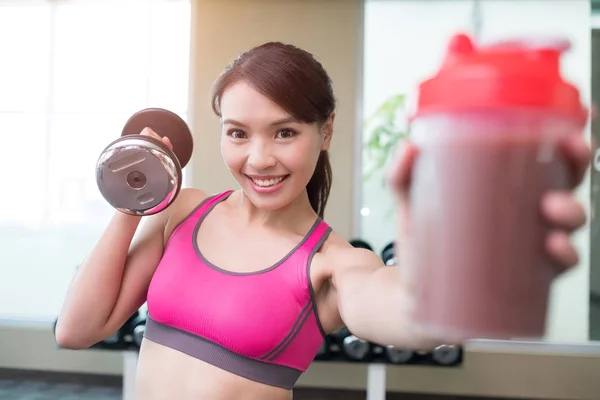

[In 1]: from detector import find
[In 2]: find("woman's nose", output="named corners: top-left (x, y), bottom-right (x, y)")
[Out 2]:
top-left (247, 142), bottom-right (277, 170)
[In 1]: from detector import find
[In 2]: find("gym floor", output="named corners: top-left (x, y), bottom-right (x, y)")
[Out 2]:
top-left (0, 369), bottom-right (509, 400)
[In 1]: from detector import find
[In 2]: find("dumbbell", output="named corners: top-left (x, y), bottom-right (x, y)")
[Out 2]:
top-left (129, 312), bottom-right (148, 348)
top-left (314, 335), bottom-right (333, 361)
top-left (349, 239), bottom-right (374, 251)
top-left (381, 241), bottom-right (396, 266)
top-left (431, 344), bottom-right (462, 366)
top-left (52, 318), bottom-right (58, 339)
top-left (96, 108), bottom-right (194, 216)
top-left (384, 345), bottom-right (415, 364)
top-left (334, 327), bottom-right (372, 362)
top-left (100, 331), bottom-right (123, 348)
top-left (380, 240), bottom-right (417, 364)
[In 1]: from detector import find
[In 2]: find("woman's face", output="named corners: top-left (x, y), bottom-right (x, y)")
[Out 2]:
top-left (219, 81), bottom-right (332, 212)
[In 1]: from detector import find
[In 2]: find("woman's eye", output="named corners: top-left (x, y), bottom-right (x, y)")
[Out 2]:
top-left (228, 129), bottom-right (247, 139)
top-left (276, 129), bottom-right (296, 139)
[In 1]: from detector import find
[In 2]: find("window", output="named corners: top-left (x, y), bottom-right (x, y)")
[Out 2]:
top-left (361, 0), bottom-right (472, 256)
top-left (0, 0), bottom-right (191, 322)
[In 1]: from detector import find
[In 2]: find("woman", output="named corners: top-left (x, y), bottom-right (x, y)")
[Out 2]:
top-left (55, 42), bottom-right (590, 399)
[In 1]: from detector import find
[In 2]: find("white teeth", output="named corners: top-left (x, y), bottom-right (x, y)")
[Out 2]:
top-left (251, 176), bottom-right (285, 187)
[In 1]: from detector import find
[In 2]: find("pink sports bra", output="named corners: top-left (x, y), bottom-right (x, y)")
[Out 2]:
top-left (145, 190), bottom-right (332, 389)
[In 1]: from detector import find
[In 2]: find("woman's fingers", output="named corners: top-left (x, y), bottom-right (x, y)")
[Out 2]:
top-left (140, 127), bottom-right (173, 151)
top-left (546, 230), bottom-right (579, 272)
top-left (541, 191), bottom-right (587, 231)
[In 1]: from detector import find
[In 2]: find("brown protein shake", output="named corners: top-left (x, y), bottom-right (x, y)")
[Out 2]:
top-left (405, 34), bottom-right (588, 343)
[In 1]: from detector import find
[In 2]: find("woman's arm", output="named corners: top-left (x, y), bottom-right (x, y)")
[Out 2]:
top-left (55, 188), bottom-right (205, 349)
top-left (331, 247), bottom-right (439, 350)
top-left (55, 207), bottom-right (168, 349)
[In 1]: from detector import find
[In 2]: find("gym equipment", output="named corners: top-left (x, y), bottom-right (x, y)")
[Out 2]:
top-left (349, 239), bottom-right (373, 251)
top-left (96, 108), bottom-right (193, 216)
top-left (102, 331), bottom-right (122, 347)
top-left (384, 345), bottom-right (415, 364)
top-left (314, 335), bottom-right (332, 361)
top-left (381, 240), bottom-right (417, 364)
top-left (381, 241), bottom-right (395, 266)
top-left (334, 328), bottom-right (372, 361)
top-left (52, 318), bottom-right (58, 337)
top-left (431, 344), bottom-right (462, 366)
top-left (129, 312), bottom-right (148, 348)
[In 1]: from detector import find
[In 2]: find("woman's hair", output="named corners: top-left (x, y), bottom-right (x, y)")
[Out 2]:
top-left (211, 42), bottom-right (335, 219)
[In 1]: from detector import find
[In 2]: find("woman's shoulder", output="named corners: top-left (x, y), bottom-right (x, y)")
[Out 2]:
top-left (317, 228), bottom-right (383, 274)
top-left (162, 187), bottom-right (213, 239)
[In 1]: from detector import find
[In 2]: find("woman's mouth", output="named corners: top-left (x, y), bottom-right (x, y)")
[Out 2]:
top-left (246, 174), bottom-right (290, 193)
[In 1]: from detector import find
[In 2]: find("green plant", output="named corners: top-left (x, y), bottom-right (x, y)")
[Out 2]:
top-left (362, 93), bottom-right (410, 182)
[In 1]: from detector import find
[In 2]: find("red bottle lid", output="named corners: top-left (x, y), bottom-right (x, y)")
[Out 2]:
top-left (413, 33), bottom-right (588, 124)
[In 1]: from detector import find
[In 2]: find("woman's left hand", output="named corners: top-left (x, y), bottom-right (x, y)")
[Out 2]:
top-left (541, 133), bottom-right (592, 271)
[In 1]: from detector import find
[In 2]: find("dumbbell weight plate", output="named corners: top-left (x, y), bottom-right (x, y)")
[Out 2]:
top-left (349, 239), bottom-right (373, 251)
top-left (342, 335), bottom-right (370, 361)
top-left (96, 135), bottom-right (180, 215)
top-left (122, 108), bottom-right (193, 169)
top-left (132, 324), bottom-right (146, 347)
top-left (316, 341), bottom-right (327, 356)
top-left (96, 109), bottom-right (193, 216)
top-left (315, 337), bottom-right (331, 361)
top-left (381, 241), bottom-right (396, 266)
top-left (431, 344), bottom-right (461, 365)
top-left (385, 346), bottom-right (414, 364)
top-left (103, 332), bottom-right (121, 346)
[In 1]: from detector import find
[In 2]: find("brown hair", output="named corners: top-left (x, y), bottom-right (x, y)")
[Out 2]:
top-left (211, 42), bottom-right (335, 219)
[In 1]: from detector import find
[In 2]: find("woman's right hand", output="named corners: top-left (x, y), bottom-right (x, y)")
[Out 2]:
top-left (386, 140), bottom-right (419, 245)
top-left (140, 127), bottom-right (173, 151)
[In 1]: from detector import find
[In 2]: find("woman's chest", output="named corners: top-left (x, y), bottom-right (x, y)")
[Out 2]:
top-left (146, 245), bottom-right (314, 358)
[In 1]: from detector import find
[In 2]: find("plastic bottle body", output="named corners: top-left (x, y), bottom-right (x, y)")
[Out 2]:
top-left (407, 109), bottom-right (580, 341)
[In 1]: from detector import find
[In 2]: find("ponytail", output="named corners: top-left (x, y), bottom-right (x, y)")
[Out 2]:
top-left (306, 151), bottom-right (332, 219)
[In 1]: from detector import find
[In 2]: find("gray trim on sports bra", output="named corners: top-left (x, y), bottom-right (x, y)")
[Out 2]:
top-left (144, 317), bottom-right (303, 390)
top-left (306, 225), bottom-right (332, 338)
top-left (192, 191), bottom-right (322, 276)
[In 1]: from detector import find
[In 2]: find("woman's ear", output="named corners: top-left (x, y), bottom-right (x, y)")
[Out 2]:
top-left (320, 112), bottom-right (335, 151)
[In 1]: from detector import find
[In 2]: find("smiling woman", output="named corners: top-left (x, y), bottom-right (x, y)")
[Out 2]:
top-left (55, 40), bottom-right (395, 400)
top-left (212, 42), bottom-right (335, 219)
top-left (48, 1), bottom-right (595, 399)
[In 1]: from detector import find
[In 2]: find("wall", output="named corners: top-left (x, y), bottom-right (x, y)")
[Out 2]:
top-left (187, 0), bottom-right (361, 239)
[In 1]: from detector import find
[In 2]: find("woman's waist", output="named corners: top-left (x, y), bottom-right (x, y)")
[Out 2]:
top-left (136, 338), bottom-right (293, 400)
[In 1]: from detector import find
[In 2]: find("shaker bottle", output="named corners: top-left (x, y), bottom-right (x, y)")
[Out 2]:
top-left (406, 33), bottom-right (588, 342)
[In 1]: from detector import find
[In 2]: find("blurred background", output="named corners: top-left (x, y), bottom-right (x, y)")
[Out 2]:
top-left (1, 0), bottom-right (600, 399)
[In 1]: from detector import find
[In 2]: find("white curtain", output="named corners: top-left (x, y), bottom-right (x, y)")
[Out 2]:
top-left (0, 0), bottom-right (192, 322)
